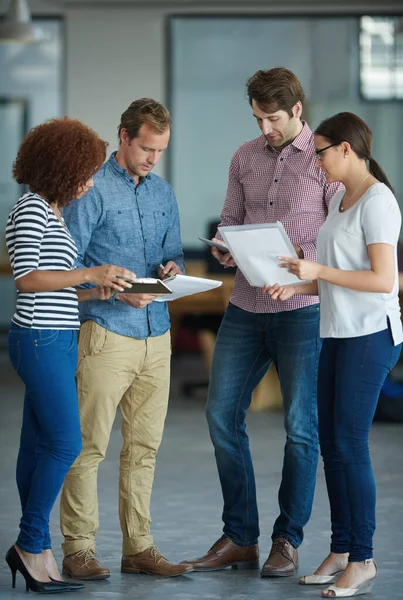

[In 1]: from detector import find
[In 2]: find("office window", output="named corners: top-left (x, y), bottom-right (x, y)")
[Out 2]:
top-left (360, 16), bottom-right (403, 100)
top-left (0, 19), bottom-right (63, 328)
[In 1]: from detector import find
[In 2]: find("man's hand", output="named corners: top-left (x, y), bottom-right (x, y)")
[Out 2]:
top-left (158, 261), bottom-right (181, 279)
top-left (211, 237), bottom-right (236, 268)
top-left (117, 293), bottom-right (158, 309)
top-left (262, 283), bottom-right (297, 301)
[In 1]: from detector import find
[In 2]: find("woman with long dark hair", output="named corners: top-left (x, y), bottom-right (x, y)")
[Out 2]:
top-left (264, 112), bottom-right (402, 597)
top-left (5, 118), bottom-right (135, 593)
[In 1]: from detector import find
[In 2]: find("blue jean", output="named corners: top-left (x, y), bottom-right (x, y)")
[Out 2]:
top-left (206, 302), bottom-right (321, 549)
top-left (8, 323), bottom-right (82, 554)
top-left (318, 326), bottom-right (401, 562)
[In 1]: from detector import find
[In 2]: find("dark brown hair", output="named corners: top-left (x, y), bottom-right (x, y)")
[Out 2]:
top-left (13, 117), bottom-right (107, 207)
top-left (246, 67), bottom-right (305, 117)
top-left (118, 98), bottom-right (171, 140)
top-left (315, 112), bottom-right (394, 193)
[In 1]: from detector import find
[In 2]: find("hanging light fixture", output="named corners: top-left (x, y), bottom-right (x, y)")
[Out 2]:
top-left (0, 0), bottom-right (48, 43)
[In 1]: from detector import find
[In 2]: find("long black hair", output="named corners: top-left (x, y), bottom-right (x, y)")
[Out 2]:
top-left (315, 112), bottom-right (394, 193)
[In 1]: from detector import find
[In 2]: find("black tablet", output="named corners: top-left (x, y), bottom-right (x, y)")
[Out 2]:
top-left (121, 278), bottom-right (173, 294)
top-left (198, 237), bottom-right (229, 253)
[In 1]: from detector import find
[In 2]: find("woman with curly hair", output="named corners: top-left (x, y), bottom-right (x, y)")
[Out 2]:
top-left (5, 117), bottom-right (136, 594)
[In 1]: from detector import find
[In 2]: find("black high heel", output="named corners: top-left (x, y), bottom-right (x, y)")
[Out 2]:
top-left (50, 577), bottom-right (85, 591)
top-left (5, 545), bottom-right (72, 593)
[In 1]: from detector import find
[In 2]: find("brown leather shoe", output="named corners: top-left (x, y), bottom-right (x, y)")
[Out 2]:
top-left (181, 537), bottom-right (260, 571)
top-left (261, 538), bottom-right (298, 577)
top-left (62, 548), bottom-right (110, 580)
top-left (121, 546), bottom-right (193, 577)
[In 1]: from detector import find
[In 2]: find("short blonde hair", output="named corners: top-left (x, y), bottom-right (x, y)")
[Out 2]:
top-left (118, 98), bottom-right (171, 140)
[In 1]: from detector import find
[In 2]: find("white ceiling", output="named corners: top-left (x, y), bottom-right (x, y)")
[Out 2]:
top-left (1, 0), bottom-right (402, 14)
top-left (25, 0), bottom-right (403, 6)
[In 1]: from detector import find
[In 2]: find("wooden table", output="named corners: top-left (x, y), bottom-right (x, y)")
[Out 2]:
top-left (0, 263), bottom-right (12, 276)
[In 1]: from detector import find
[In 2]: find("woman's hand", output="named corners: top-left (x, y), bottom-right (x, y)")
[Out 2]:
top-left (77, 286), bottom-right (116, 302)
top-left (262, 283), bottom-right (297, 301)
top-left (86, 265), bottom-right (136, 291)
top-left (278, 257), bottom-right (322, 281)
top-left (90, 286), bottom-right (116, 301)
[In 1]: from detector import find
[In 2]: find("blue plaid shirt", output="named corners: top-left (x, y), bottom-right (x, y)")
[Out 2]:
top-left (64, 152), bottom-right (184, 339)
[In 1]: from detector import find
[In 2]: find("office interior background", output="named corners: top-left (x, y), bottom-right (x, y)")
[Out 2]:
top-left (1, 0), bottom-right (403, 325)
top-left (0, 1), bottom-right (403, 599)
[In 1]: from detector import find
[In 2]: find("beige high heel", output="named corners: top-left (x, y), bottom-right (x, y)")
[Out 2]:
top-left (299, 570), bottom-right (344, 585)
top-left (321, 560), bottom-right (377, 597)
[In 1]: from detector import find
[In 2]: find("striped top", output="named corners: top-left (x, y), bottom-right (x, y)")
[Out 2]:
top-left (5, 192), bottom-right (80, 329)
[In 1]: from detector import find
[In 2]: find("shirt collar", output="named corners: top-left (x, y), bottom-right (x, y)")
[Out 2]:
top-left (264, 121), bottom-right (313, 153)
top-left (107, 151), bottom-right (151, 181)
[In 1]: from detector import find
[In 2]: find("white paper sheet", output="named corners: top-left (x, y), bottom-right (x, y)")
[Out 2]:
top-left (219, 222), bottom-right (309, 287)
top-left (153, 274), bottom-right (222, 302)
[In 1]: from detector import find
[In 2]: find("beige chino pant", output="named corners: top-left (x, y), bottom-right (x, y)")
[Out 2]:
top-left (60, 320), bottom-right (171, 556)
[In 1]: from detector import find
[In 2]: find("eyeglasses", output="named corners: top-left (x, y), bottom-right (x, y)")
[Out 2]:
top-left (315, 143), bottom-right (338, 160)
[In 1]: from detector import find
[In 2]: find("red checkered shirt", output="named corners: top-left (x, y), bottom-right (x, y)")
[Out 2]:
top-left (218, 122), bottom-right (342, 313)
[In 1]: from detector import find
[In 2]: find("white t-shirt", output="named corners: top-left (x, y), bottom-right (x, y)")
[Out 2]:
top-left (317, 183), bottom-right (402, 345)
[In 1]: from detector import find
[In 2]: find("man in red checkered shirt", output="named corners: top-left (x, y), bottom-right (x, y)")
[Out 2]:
top-left (182, 67), bottom-right (342, 577)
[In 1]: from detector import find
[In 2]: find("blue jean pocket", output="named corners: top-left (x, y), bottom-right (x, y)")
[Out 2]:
top-left (8, 338), bottom-right (21, 374)
top-left (296, 304), bottom-right (320, 314)
top-left (34, 330), bottom-right (60, 347)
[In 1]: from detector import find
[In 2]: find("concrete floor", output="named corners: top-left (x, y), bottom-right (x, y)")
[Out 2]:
top-left (0, 351), bottom-right (402, 600)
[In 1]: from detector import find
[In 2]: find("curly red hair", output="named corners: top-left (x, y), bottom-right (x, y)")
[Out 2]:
top-left (13, 117), bottom-right (108, 207)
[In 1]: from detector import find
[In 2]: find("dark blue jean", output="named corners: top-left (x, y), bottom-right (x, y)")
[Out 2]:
top-left (206, 302), bottom-right (321, 548)
top-left (8, 323), bottom-right (82, 554)
top-left (318, 326), bottom-right (401, 562)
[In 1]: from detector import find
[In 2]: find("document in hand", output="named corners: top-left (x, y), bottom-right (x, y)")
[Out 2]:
top-left (153, 274), bottom-right (222, 302)
top-left (218, 222), bottom-right (309, 287)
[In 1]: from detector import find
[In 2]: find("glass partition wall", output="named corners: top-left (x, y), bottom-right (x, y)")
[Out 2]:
top-left (169, 16), bottom-right (403, 250)
top-left (0, 19), bottom-right (63, 329)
